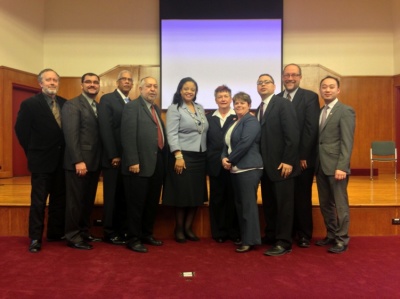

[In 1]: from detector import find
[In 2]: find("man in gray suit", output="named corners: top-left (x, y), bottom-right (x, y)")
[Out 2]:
top-left (121, 76), bottom-right (167, 253)
top-left (62, 73), bottom-right (103, 250)
top-left (315, 76), bottom-right (355, 254)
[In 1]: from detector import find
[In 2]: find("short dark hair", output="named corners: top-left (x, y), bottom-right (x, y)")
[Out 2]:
top-left (320, 75), bottom-right (340, 88)
top-left (81, 73), bottom-right (100, 83)
top-left (214, 85), bottom-right (232, 98)
top-left (172, 77), bottom-right (198, 107)
top-left (232, 92), bottom-right (252, 105)
top-left (258, 73), bottom-right (275, 84)
top-left (38, 68), bottom-right (60, 83)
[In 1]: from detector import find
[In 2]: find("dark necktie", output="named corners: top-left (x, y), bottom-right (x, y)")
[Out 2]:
top-left (259, 101), bottom-right (265, 123)
top-left (151, 105), bottom-right (164, 149)
top-left (287, 94), bottom-right (292, 101)
top-left (51, 99), bottom-right (61, 128)
top-left (91, 101), bottom-right (97, 117)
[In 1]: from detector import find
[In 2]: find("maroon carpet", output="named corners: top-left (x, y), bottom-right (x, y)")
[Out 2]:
top-left (0, 236), bottom-right (399, 298)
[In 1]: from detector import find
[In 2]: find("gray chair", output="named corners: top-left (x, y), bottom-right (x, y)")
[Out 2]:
top-left (370, 141), bottom-right (397, 180)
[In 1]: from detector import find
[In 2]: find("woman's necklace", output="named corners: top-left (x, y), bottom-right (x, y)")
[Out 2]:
top-left (184, 104), bottom-right (205, 134)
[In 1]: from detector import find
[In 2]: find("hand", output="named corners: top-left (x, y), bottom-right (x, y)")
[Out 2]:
top-left (129, 164), bottom-right (140, 173)
top-left (111, 157), bottom-right (121, 168)
top-left (222, 158), bottom-right (232, 170)
top-left (174, 158), bottom-right (186, 174)
top-left (335, 170), bottom-right (347, 180)
top-left (278, 163), bottom-right (293, 178)
top-left (75, 162), bottom-right (88, 177)
top-left (300, 160), bottom-right (307, 170)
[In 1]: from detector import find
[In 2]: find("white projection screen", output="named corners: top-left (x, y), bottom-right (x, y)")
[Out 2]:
top-left (160, 0), bottom-right (283, 110)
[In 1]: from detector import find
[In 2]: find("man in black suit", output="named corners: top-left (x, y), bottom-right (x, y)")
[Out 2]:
top-left (62, 73), bottom-right (103, 250)
top-left (15, 68), bottom-right (66, 253)
top-left (98, 70), bottom-right (133, 245)
top-left (121, 76), bottom-right (166, 253)
top-left (206, 85), bottom-right (240, 243)
top-left (277, 64), bottom-right (320, 248)
top-left (257, 73), bottom-right (300, 256)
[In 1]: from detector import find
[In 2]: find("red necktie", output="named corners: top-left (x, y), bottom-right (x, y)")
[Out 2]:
top-left (151, 105), bottom-right (164, 149)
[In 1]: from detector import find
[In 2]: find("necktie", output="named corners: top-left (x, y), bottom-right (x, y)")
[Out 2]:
top-left (151, 105), bottom-right (164, 149)
top-left (125, 97), bottom-right (130, 104)
top-left (51, 99), bottom-right (61, 128)
top-left (320, 105), bottom-right (329, 130)
top-left (259, 101), bottom-right (265, 123)
top-left (91, 101), bottom-right (97, 117)
top-left (287, 94), bottom-right (292, 101)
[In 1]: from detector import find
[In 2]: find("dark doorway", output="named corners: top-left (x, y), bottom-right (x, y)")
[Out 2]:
top-left (12, 84), bottom-right (40, 176)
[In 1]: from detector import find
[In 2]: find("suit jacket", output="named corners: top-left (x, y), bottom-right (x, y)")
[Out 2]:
top-left (121, 96), bottom-right (168, 177)
top-left (62, 94), bottom-right (102, 172)
top-left (278, 88), bottom-right (320, 167)
top-left (222, 113), bottom-right (263, 170)
top-left (14, 92), bottom-right (66, 173)
top-left (258, 95), bottom-right (300, 181)
top-left (317, 101), bottom-right (355, 175)
top-left (206, 112), bottom-right (236, 176)
top-left (98, 89), bottom-right (126, 168)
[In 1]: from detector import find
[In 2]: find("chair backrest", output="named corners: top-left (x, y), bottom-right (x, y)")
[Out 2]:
top-left (371, 141), bottom-right (396, 156)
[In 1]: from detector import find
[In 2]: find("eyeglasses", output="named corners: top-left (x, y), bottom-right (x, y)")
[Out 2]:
top-left (257, 80), bottom-right (274, 86)
top-left (83, 80), bottom-right (100, 85)
top-left (119, 77), bottom-right (133, 82)
top-left (282, 73), bottom-right (301, 79)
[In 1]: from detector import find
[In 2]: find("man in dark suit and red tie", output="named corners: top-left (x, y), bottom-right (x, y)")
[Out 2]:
top-left (206, 85), bottom-right (240, 244)
top-left (15, 68), bottom-right (67, 253)
top-left (277, 64), bottom-right (320, 248)
top-left (257, 73), bottom-right (300, 256)
top-left (121, 76), bottom-right (167, 253)
top-left (62, 73), bottom-right (103, 250)
top-left (98, 70), bottom-right (134, 245)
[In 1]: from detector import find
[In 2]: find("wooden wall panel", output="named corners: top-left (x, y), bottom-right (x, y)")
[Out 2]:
top-left (340, 76), bottom-right (394, 172)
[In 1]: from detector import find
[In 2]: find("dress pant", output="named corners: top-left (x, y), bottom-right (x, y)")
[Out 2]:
top-left (209, 168), bottom-right (240, 240)
top-left (102, 167), bottom-right (127, 238)
top-left (123, 151), bottom-right (163, 243)
top-left (293, 167), bottom-right (314, 240)
top-left (261, 172), bottom-right (295, 248)
top-left (29, 163), bottom-right (66, 240)
top-left (230, 169), bottom-right (262, 246)
top-left (65, 169), bottom-right (100, 243)
top-left (316, 167), bottom-right (350, 245)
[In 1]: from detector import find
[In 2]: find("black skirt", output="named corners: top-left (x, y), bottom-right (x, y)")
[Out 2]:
top-left (162, 151), bottom-right (208, 207)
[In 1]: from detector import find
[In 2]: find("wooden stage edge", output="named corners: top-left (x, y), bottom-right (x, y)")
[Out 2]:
top-left (1, 174), bottom-right (399, 238)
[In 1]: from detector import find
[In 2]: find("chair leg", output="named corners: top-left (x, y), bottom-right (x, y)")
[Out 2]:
top-left (370, 160), bottom-right (373, 180)
top-left (395, 161), bottom-right (397, 180)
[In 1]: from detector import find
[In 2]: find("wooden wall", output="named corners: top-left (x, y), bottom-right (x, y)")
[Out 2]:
top-left (0, 65), bottom-right (397, 178)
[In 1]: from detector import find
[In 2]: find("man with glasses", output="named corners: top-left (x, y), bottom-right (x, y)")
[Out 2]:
top-left (256, 74), bottom-right (300, 256)
top-left (278, 64), bottom-right (320, 248)
top-left (98, 70), bottom-right (133, 245)
top-left (62, 73), bottom-right (103, 250)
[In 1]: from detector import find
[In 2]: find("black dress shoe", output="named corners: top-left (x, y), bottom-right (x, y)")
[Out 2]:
top-left (233, 238), bottom-right (242, 246)
top-left (104, 236), bottom-right (127, 245)
top-left (29, 239), bottom-right (42, 253)
top-left (215, 238), bottom-right (226, 243)
top-left (46, 235), bottom-right (66, 242)
top-left (141, 236), bottom-right (163, 246)
top-left (315, 237), bottom-right (335, 246)
top-left (328, 243), bottom-right (348, 254)
top-left (82, 234), bottom-right (102, 242)
top-left (264, 245), bottom-right (292, 256)
top-left (184, 231), bottom-right (200, 241)
top-left (127, 242), bottom-right (148, 253)
top-left (67, 241), bottom-right (93, 250)
top-left (235, 245), bottom-right (252, 253)
top-left (297, 237), bottom-right (311, 248)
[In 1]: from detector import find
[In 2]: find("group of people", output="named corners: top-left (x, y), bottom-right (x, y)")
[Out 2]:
top-left (15, 63), bottom-right (355, 256)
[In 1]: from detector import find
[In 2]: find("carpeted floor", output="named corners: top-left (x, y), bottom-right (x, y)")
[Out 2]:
top-left (0, 236), bottom-right (399, 298)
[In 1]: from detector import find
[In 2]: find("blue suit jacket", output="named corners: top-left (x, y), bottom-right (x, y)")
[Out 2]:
top-left (222, 113), bottom-right (263, 170)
